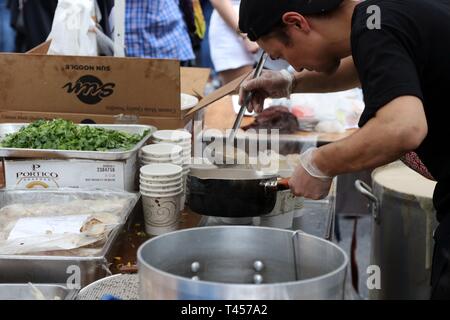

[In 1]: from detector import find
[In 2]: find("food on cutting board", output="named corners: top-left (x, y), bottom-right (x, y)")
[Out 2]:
top-left (242, 106), bottom-right (299, 134)
top-left (315, 120), bottom-right (346, 133)
top-left (0, 119), bottom-right (149, 151)
top-left (250, 150), bottom-right (302, 172)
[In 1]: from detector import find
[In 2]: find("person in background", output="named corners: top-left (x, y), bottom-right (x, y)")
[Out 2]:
top-left (125, 0), bottom-right (195, 66)
top-left (8, 0), bottom-right (58, 52)
top-left (179, 0), bottom-right (206, 67)
top-left (208, 0), bottom-right (259, 84)
top-left (0, 0), bottom-right (15, 52)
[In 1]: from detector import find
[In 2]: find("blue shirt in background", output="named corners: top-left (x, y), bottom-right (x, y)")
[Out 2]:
top-left (125, 0), bottom-right (195, 61)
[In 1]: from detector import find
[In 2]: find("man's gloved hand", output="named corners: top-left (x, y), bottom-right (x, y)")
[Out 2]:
top-left (289, 147), bottom-right (334, 200)
top-left (239, 69), bottom-right (295, 113)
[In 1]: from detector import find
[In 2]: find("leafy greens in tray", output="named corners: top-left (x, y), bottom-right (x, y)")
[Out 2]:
top-left (0, 119), bottom-right (149, 151)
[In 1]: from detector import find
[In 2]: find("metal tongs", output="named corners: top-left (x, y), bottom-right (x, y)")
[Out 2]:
top-left (228, 52), bottom-right (269, 141)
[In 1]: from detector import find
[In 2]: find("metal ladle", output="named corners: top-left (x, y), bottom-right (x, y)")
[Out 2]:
top-left (228, 52), bottom-right (269, 142)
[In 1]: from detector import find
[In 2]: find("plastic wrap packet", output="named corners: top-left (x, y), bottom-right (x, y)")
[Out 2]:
top-left (0, 188), bottom-right (139, 255)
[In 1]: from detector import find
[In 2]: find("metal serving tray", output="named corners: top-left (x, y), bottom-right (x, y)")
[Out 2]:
top-left (0, 189), bottom-right (140, 287)
top-left (0, 123), bottom-right (156, 160)
top-left (0, 284), bottom-right (78, 300)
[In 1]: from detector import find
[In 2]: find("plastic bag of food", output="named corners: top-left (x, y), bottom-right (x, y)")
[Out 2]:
top-left (47, 0), bottom-right (98, 56)
top-left (0, 189), bottom-right (138, 255)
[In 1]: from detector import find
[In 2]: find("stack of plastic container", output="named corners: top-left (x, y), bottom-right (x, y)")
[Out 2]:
top-left (150, 130), bottom-right (192, 209)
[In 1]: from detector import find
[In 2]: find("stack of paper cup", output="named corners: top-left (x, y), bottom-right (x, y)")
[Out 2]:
top-left (140, 163), bottom-right (183, 236)
top-left (140, 143), bottom-right (183, 166)
top-left (151, 130), bottom-right (192, 208)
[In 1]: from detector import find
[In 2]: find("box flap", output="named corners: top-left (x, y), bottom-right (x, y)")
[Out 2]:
top-left (186, 72), bottom-right (249, 116)
top-left (26, 41), bottom-right (51, 55)
top-left (180, 67), bottom-right (210, 98)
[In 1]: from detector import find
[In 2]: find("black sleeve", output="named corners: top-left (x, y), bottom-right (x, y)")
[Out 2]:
top-left (352, 26), bottom-right (423, 127)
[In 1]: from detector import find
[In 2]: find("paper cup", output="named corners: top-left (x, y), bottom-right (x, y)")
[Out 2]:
top-left (141, 189), bottom-right (183, 198)
top-left (142, 193), bottom-right (182, 236)
top-left (141, 189), bottom-right (183, 197)
top-left (139, 177), bottom-right (183, 188)
top-left (140, 184), bottom-right (183, 193)
top-left (140, 163), bottom-right (183, 179)
top-left (141, 143), bottom-right (183, 158)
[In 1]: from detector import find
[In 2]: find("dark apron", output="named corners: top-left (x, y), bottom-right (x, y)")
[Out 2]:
top-left (431, 212), bottom-right (450, 299)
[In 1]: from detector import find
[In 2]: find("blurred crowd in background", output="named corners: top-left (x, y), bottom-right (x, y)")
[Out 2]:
top-left (0, 0), bottom-right (290, 91)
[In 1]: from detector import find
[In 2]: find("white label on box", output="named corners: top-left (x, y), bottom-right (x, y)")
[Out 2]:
top-left (4, 160), bottom-right (125, 190)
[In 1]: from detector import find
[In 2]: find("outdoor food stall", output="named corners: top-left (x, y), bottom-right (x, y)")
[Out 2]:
top-left (0, 0), bottom-right (443, 303)
top-left (0, 83), bottom-right (436, 301)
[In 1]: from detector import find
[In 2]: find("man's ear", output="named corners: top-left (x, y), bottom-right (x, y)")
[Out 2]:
top-left (282, 12), bottom-right (311, 33)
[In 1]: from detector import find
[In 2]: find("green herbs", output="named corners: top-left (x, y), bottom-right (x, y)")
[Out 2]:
top-left (0, 119), bottom-right (149, 151)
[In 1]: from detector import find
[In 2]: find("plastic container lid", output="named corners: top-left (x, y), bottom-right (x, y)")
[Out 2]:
top-left (181, 93), bottom-right (199, 111)
top-left (140, 163), bottom-right (183, 177)
top-left (152, 130), bottom-right (191, 143)
top-left (141, 143), bottom-right (182, 157)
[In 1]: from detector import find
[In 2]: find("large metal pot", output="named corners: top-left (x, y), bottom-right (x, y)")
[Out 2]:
top-left (137, 226), bottom-right (348, 299)
top-left (355, 161), bottom-right (438, 300)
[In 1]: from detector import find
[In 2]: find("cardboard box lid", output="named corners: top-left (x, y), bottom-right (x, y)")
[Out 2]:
top-left (186, 72), bottom-right (249, 116)
top-left (26, 41), bottom-right (51, 55)
top-left (180, 67), bottom-right (210, 98)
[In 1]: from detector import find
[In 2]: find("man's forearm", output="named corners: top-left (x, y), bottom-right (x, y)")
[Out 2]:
top-left (292, 56), bottom-right (360, 93)
top-left (313, 96), bottom-right (428, 176)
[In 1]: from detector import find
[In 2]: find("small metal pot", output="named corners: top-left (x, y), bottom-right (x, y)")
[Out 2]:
top-left (188, 167), bottom-right (290, 217)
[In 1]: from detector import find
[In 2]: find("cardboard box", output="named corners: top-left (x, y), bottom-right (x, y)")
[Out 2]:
top-left (0, 110), bottom-right (195, 131)
top-left (3, 157), bottom-right (137, 192)
top-left (0, 43), bottom-right (210, 130)
top-left (0, 54), bottom-right (181, 117)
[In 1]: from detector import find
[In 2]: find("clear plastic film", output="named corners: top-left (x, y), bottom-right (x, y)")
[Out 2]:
top-left (0, 188), bottom-right (138, 255)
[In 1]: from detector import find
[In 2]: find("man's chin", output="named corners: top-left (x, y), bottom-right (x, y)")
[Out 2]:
top-left (322, 60), bottom-right (341, 75)
top-left (294, 61), bottom-right (340, 74)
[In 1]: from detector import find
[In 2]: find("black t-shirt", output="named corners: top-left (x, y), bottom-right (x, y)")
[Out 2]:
top-left (351, 0), bottom-right (450, 221)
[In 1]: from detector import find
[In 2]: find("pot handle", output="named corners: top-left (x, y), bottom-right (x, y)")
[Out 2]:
top-left (260, 177), bottom-right (291, 191)
top-left (277, 178), bottom-right (290, 190)
top-left (354, 180), bottom-right (380, 224)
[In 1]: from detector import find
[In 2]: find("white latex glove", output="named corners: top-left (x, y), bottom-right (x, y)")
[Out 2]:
top-left (239, 69), bottom-right (295, 113)
top-left (299, 147), bottom-right (333, 180)
top-left (288, 147), bottom-right (334, 200)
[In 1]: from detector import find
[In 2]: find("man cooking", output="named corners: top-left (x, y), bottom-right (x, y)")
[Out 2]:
top-left (238, 0), bottom-right (450, 299)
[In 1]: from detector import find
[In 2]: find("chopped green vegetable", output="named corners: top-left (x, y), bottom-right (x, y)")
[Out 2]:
top-left (0, 119), bottom-right (149, 151)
